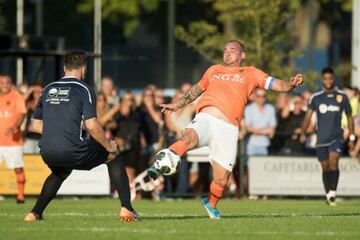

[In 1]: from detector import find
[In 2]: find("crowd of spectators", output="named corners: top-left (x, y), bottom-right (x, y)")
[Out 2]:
top-left (3, 75), bottom-right (360, 199)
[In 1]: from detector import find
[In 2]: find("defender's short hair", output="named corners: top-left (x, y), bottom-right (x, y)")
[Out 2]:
top-left (0, 74), bottom-right (12, 82)
top-left (227, 40), bottom-right (246, 52)
top-left (321, 67), bottom-right (334, 75)
top-left (0, 73), bottom-right (11, 78)
top-left (64, 51), bottom-right (87, 70)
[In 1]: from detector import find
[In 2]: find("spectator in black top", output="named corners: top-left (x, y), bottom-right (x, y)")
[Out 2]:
top-left (280, 95), bottom-right (305, 155)
top-left (270, 92), bottom-right (289, 154)
top-left (137, 87), bottom-right (163, 167)
top-left (100, 91), bottom-right (141, 200)
top-left (24, 51), bottom-right (138, 222)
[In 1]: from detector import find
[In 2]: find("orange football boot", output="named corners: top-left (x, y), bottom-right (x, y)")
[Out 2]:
top-left (24, 212), bottom-right (42, 222)
top-left (119, 207), bottom-right (140, 222)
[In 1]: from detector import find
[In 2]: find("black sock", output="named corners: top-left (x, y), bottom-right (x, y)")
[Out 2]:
top-left (326, 171), bottom-right (333, 191)
top-left (334, 169), bottom-right (340, 190)
top-left (32, 168), bottom-right (72, 217)
top-left (322, 171), bottom-right (330, 193)
top-left (107, 156), bottom-right (133, 211)
top-left (328, 169), bottom-right (340, 191)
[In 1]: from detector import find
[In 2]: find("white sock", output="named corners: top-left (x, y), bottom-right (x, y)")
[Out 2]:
top-left (326, 190), bottom-right (336, 200)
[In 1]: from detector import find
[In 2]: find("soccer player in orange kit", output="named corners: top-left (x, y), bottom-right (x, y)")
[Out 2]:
top-left (0, 74), bottom-right (27, 203)
top-left (148, 40), bottom-right (303, 219)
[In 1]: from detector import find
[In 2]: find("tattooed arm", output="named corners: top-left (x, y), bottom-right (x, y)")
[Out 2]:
top-left (177, 84), bottom-right (204, 108)
top-left (160, 84), bottom-right (204, 114)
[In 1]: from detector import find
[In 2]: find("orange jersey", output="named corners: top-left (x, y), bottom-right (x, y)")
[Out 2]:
top-left (0, 90), bottom-right (27, 146)
top-left (196, 64), bottom-right (273, 127)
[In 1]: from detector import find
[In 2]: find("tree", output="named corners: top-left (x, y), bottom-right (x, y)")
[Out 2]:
top-left (77, 0), bottom-right (159, 38)
top-left (175, 0), bottom-right (321, 90)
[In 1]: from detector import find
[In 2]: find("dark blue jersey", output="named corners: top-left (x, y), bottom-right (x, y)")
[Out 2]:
top-left (308, 88), bottom-right (351, 146)
top-left (33, 77), bottom-right (97, 164)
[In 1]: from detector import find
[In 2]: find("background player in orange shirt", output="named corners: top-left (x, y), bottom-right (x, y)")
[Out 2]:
top-left (0, 74), bottom-right (27, 203)
top-left (148, 40), bottom-right (303, 219)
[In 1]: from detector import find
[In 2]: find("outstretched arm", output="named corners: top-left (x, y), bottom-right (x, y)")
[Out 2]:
top-left (270, 74), bottom-right (303, 92)
top-left (160, 84), bottom-right (204, 114)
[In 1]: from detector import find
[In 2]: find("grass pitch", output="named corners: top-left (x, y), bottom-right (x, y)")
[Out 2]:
top-left (1, 198), bottom-right (360, 240)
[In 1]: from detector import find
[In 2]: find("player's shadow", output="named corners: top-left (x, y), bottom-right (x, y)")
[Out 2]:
top-left (143, 212), bottom-right (360, 221)
top-left (223, 212), bottom-right (360, 219)
top-left (142, 215), bottom-right (209, 220)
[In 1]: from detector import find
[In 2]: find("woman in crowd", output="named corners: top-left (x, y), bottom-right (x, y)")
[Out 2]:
top-left (97, 92), bottom-right (111, 122)
top-left (97, 92), bottom-right (115, 139)
top-left (165, 91), bottom-right (194, 193)
top-left (23, 84), bottom-right (43, 154)
top-left (280, 95), bottom-right (306, 155)
top-left (137, 87), bottom-right (163, 167)
top-left (108, 92), bottom-right (141, 200)
top-left (98, 91), bottom-right (142, 200)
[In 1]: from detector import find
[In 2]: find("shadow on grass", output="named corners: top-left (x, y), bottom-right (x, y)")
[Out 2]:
top-left (141, 215), bottom-right (209, 220)
top-left (142, 212), bottom-right (360, 220)
top-left (224, 212), bottom-right (360, 219)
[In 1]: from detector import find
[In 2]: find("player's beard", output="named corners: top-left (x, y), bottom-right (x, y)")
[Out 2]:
top-left (224, 58), bottom-right (239, 67)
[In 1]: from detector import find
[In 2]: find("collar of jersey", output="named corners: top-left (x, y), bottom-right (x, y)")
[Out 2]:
top-left (323, 87), bottom-right (338, 92)
top-left (62, 76), bottom-right (80, 81)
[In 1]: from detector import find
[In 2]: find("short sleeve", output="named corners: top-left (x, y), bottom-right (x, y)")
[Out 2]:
top-left (82, 87), bottom-right (97, 120)
top-left (252, 67), bottom-right (275, 90)
top-left (308, 95), bottom-right (316, 111)
top-left (16, 93), bottom-right (27, 115)
top-left (197, 66), bottom-right (215, 90)
top-left (343, 95), bottom-right (352, 115)
top-left (32, 94), bottom-right (43, 120)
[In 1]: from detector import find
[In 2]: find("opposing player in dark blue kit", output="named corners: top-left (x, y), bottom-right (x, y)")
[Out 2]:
top-left (24, 51), bottom-right (139, 221)
top-left (301, 67), bottom-right (355, 206)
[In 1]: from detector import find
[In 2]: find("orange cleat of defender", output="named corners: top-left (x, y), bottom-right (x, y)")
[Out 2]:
top-left (24, 212), bottom-right (42, 222)
top-left (119, 207), bottom-right (140, 222)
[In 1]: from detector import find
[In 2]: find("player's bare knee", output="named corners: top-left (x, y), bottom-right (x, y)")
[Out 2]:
top-left (213, 177), bottom-right (228, 188)
top-left (329, 161), bottom-right (339, 170)
top-left (321, 161), bottom-right (330, 171)
top-left (213, 173), bottom-right (231, 188)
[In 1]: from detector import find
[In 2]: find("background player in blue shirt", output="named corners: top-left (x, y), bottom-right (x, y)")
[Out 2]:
top-left (24, 51), bottom-right (139, 222)
top-left (301, 67), bottom-right (355, 206)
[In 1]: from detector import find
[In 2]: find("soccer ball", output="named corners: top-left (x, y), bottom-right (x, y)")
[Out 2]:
top-left (154, 149), bottom-right (181, 176)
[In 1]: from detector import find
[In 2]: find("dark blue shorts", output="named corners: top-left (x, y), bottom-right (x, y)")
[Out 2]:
top-left (316, 138), bottom-right (344, 161)
top-left (41, 138), bottom-right (109, 170)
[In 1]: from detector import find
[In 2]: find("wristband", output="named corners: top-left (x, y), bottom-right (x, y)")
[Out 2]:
top-left (349, 134), bottom-right (356, 142)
